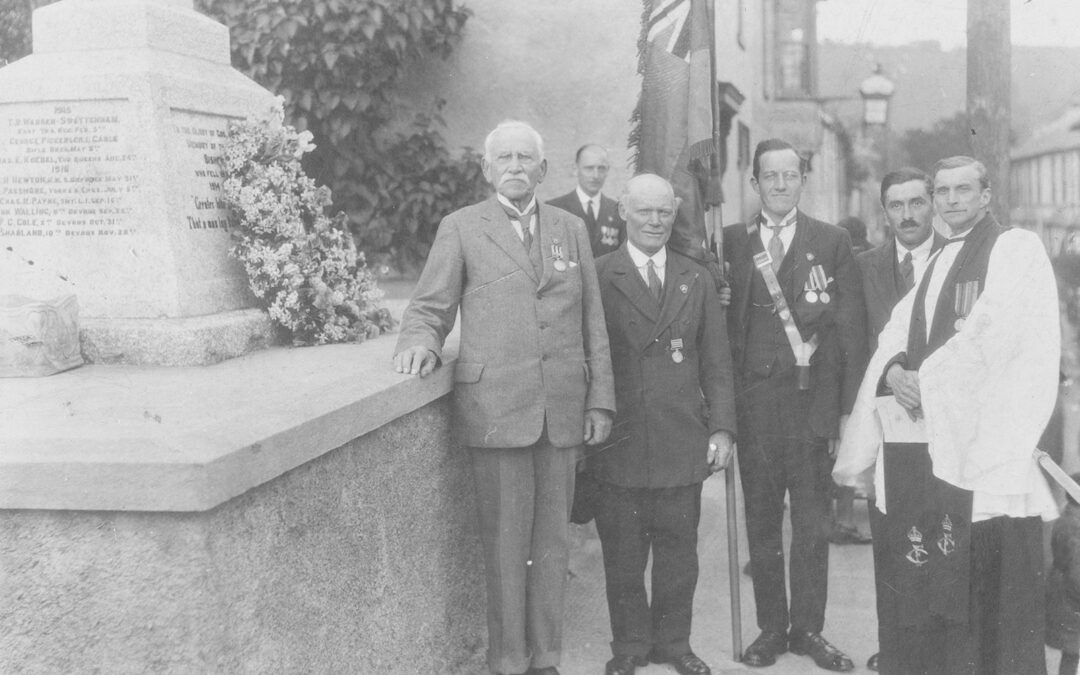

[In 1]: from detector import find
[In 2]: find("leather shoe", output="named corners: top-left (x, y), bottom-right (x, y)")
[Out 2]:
top-left (741, 630), bottom-right (787, 667)
top-left (867, 652), bottom-right (880, 671)
top-left (788, 630), bottom-right (854, 672)
top-left (604, 654), bottom-right (647, 675)
top-left (648, 650), bottom-right (711, 675)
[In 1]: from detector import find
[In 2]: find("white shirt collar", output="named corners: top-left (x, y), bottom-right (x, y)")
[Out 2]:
top-left (496, 193), bottom-right (537, 217)
top-left (575, 186), bottom-right (600, 212)
top-left (761, 207), bottom-right (797, 230)
top-left (896, 232), bottom-right (935, 263)
top-left (627, 241), bottom-right (667, 269)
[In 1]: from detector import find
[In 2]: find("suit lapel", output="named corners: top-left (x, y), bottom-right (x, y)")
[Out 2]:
top-left (875, 238), bottom-right (902, 305)
top-left (609, 247), bottom-right (660, 333)
top-left (646, 252), bottom-right (695, 346)
top-left (783, 212), bottom-right (815, 301)
top-left (481, 197), bottom-right (539, 285)
top-left (537, 204), bottom-right (558, 290)
top-left (733, 223), bottom-right (756, 335)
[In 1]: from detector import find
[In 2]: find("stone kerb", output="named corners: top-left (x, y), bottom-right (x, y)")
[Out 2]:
top-left (0, 0), bottom-right (280, 365)
top-left (0, 327), bottom-right (486, 673)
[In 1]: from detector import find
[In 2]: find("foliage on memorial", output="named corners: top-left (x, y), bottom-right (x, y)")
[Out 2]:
top-left (221, 101), bottom-right (394, 346)
top-left (195, 0), bottom-right (490, 274)
top-left (0, 0), bottom-right (50, 65)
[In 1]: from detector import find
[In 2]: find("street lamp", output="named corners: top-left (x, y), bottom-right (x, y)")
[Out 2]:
top-left (860, 64), bottom-right (895, 128)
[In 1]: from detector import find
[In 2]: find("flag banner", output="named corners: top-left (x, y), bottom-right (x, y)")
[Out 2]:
top-left (629, 0), bottom-right (720, 262)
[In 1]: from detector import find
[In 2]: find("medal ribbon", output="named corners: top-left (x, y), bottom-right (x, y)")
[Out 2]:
top-left (753, 251), bottom-right (820, 388)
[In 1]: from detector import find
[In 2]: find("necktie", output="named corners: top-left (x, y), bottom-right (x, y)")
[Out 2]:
top-left (900, 251), bottom-right (915, 291)
top-left (647, 260), bottom-right (662, 301)
top-left (767, 227), bottom-right (785, 272)
top-left (500, 203), bottom-right (535, 251)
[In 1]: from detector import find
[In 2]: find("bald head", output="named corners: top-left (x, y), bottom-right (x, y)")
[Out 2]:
top-left (620, 174), bottom-right (680, 256)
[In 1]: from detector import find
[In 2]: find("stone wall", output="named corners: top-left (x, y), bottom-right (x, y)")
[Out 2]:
top-left (0, 396), bottom-right (486, 674)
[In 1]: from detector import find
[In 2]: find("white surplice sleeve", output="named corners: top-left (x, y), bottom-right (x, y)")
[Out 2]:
top-left (919, 229), bottom-right (1059, 507)
top-left (832, 275), bottom-right (920, 503)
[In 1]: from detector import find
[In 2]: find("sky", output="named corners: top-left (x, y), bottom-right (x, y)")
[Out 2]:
top-left (817, 0), bottom-right (1080, 49)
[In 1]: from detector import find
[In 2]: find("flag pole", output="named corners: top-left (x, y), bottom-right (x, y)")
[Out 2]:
top-left (705, 0), bottom-right (742, 663)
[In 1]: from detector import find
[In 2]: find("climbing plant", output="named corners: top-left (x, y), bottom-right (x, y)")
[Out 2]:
top-left (0, 0), bottom-right (490, 273)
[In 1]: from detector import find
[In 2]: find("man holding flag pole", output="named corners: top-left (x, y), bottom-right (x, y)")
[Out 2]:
top-left (630, 0), bottom-right (742, 666)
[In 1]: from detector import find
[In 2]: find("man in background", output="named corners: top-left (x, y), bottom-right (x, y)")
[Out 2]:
top-left (549, 144), bottom-right (626, 257)
top-left (394, 120), bottom-right (615, 675)
top-left (852, 167), bottom-right (944, 671)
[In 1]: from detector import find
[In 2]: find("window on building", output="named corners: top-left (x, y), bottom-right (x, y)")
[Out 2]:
top-left (774, 0), bottom-right (813, 98)
top-left (738, 122), bottom-right (751, 170)
top-left (737, 0), bottom-right (745, 50)
top-left (1055, 153), bottom-right (1065, 205)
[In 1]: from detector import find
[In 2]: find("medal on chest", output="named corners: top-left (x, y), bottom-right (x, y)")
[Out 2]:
top-left (804, 264), bottom-right (832, 304)
top-left (670, 338), bottom-right (684, 364)
top-left (552, 239), bottom-right (567, 272)
top-left (953, 280), bottom-right (978, 330)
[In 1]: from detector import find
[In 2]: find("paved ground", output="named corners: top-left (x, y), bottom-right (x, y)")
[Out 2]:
top-left (559, 473), bottom-right (879, 675)
top-left (383, 278), bottom-right (1072, 675)
top-left (559, 471), bottom-right (1066, 675)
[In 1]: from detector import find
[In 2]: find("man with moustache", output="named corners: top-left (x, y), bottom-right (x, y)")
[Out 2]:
top-left (723, 138), bottom-right (866, 671)
top-left (835, 156), bottom-right (1059, 674)
top-left (394, 120), bottom-right (615, 675)
top-left (548, 144), bottom-right (626, 257)
top-left (853, 167), bottom-right (945, 672)
top-left (589, 174), bottom-right (736, 675)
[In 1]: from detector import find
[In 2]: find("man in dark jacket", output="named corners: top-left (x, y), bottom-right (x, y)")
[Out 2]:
top-left (723, 139), bottom-right (866, 672)
top-left (589, 173), bottom-right (736, 675)
top-left (548, 144), bottom-right (626, 257)
top-left (853, 166), bottom-right (944, 671)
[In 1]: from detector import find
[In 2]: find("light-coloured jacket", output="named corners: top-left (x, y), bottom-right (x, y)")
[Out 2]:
top-left (396, 196), bottom-right (616, 449)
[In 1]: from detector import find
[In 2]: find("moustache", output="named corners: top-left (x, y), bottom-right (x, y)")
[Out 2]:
top-left (898, 219), bottom-right (920, 229)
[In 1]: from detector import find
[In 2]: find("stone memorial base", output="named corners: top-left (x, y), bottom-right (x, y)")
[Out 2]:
top-left (0, 0), bottom-right (282, 366)
top-left (0, 320), bottom-right (484, 673)
top-left (80, 309), bottom-right (277, 366)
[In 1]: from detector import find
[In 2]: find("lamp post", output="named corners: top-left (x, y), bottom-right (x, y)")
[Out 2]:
top-left (859, 63), bottom-right (896, 163)
top-left (858, 64), bottom-right (896, 242)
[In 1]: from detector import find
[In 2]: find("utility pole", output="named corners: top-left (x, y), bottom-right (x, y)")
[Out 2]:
top-left (967, 0), bottom-right (1011, 225)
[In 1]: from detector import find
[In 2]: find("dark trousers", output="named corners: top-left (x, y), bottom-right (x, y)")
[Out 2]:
top-left (737, 374), bottom-right (833, 635)
top-left (880, 515), bottom-right (1046, 675)
top-left (593, 481), bottom-right (703, 659)
top-left (868, 500), bottom-right (895, 663)
top-left (470, 436), bottom-right (577, 675)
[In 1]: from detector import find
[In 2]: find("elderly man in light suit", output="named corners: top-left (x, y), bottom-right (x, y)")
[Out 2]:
top-left (394, 120), bottom-right (616, 675)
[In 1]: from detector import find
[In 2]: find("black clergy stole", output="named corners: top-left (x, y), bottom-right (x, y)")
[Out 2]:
top-left (884, 214), bottom-right (1007, 627)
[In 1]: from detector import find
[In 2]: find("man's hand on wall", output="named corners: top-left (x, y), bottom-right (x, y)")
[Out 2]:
top-left (393, 346), bottom-right (438, 377)
top-left (583, 408), bottom-right (613, 445)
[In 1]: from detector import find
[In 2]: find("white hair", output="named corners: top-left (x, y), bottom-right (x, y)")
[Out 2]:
top-left (483, 120), bottom-right (545, 163)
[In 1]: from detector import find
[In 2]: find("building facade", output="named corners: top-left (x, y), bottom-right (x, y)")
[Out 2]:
top-left (1011, 101), bottom-right (1080, 255)
top-left (400, 0), bottom-right (850, 227)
